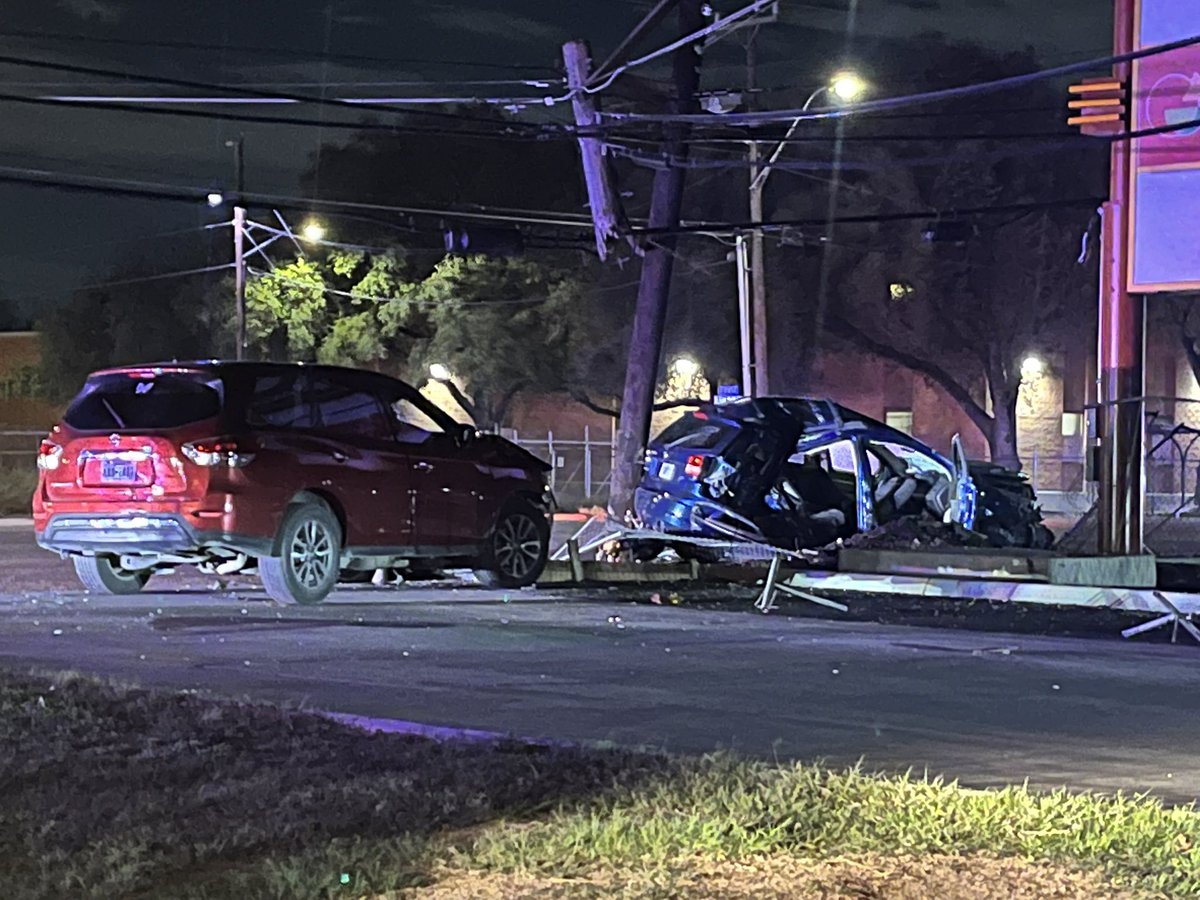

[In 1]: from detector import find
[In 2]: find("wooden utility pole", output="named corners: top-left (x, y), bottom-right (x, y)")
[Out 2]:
top-left (562, 41), bottom-right (623, 260)
top-left (608, 0), bottom-right (705, 516)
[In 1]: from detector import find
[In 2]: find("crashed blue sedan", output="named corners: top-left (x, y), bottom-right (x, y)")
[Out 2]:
top-left (634, 397), bottom-right (1051, 551)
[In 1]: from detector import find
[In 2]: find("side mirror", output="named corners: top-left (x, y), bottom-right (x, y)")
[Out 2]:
top-left (455, 423), bottom-right (476, 446)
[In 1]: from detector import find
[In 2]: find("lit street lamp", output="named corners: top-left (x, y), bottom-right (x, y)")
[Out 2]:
top-left (830, 70), bottom-right (868, 103)
top-left (206, 192), bottom-right (224, 208)
top-left (1021, 355), bottom-right (1046, 380)
top-left (300, 220), bottom-right (326, 243)
top-left (429, 363), bottom-right (452, 382)
top-left (672, 357), bottom-right (699, 379)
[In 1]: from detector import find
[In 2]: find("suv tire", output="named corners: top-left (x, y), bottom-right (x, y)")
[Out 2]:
top-left (73, 554), bottom-right (151, 594)
top-left (260, 503), bottom-right (342, 605)
top-left (475, 499), bottom-right (549, 588)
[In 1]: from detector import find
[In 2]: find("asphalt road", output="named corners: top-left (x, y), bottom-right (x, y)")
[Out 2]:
top-left (2, 525), bottom-right (1199, 803)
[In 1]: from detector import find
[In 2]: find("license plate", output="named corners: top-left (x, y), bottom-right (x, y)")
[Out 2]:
top-left (658, 462), bottom-right (677, 481)
top-left (101, 459), bottom-right (139, 483)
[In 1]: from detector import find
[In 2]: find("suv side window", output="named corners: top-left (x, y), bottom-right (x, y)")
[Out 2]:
top-left (393, 397), bottom-right (441, 443)
top-left (247, 373), bottom-right (316, 430)
top-left (310, 377), bottom-right (394, 441)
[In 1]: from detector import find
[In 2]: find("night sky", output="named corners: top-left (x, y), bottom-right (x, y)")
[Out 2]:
top-left (0, 0), bottom-right (1108, 321)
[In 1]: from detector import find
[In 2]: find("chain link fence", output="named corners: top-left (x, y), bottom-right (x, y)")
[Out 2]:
top-left (509, 428), bottom-right (615, 511)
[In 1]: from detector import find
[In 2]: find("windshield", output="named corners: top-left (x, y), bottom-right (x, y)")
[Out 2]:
top-left (64, 371), bottom-right (223, 431)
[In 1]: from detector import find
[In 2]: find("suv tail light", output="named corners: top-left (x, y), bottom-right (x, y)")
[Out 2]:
top-left (37, 440), bottom-right (63, 471)
top-left (181, 439), bottom-right (255, 468)
top-left (684, 454), bottom-right (706, 479)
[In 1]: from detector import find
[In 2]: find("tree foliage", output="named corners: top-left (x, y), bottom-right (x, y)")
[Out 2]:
top-left (245, 248), bottom-right (604, 429)
top-left (765, 36), bottom-right (1104, 467)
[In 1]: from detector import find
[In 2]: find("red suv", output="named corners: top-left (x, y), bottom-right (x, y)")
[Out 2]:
top-left (33, 362), bottom-right (553, 604)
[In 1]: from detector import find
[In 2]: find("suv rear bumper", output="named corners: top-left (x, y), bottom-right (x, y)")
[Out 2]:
top-left (38, 513), bottom-right (272, 557)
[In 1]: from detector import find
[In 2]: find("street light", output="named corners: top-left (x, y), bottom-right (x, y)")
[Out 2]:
top-left (830, 70), bottom-right (868, 103)
top-left (429, 363), bottom-right (452, 382)
top-left (301, 220), bottom-right (326, 243)
top-left (1021, 355), bottom-right (1046, 380)
top-left (205, 192), bottom-right (224, 208)
top-left (672, 357), bottom-right (699, 379)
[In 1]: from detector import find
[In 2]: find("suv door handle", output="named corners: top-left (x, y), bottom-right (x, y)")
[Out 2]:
top-left (331, 451), bottom-right (348, 463)
top-left (413, 461), bottom-right (434, 472)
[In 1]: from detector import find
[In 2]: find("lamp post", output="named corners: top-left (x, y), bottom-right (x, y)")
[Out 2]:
top-left (742, 71), bottom-right (866, 397)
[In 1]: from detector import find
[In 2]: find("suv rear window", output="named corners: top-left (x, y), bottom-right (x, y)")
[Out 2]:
top-left (653, 412), bottom-right (735, 450)
top-left (64, 372), bottom-right (223, 431)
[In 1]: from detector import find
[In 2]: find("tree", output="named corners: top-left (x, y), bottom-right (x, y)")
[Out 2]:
top-left (244, 247), bottom-right (599, 431)
top-left (37, 268), bottom-right (232, 400)
top-left (762, 36), bottom-right (1104, 468)
top-left (826, 208), bottom-right (1090, 469)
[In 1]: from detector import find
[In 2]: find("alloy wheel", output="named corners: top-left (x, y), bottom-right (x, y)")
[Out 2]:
top-left (494, 513), bottom-right (543, 581)
top-left (289, 519), bottom-right (335, 589)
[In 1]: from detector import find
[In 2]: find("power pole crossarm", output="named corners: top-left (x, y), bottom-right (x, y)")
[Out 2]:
top-left (562, 40), bottom-right (623, 260)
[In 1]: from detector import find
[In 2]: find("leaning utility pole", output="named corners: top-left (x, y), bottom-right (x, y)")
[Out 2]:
top-left (608, 0), bottom-right (705, 516)
top-left (233, 205), bottom-right (247, 361)
top-left (561, 41), bottom-right (623, 260)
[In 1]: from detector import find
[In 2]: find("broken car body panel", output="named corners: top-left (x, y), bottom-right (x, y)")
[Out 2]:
top-left (632, 397), bottom-right (1044, 552)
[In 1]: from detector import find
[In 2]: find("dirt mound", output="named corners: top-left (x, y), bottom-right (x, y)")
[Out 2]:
top-left (834, 516), bottom-right (988, 552)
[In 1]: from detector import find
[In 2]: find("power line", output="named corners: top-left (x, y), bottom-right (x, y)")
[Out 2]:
top-left (643, 197), bottom-right (1104, 237)
top-left (0, 90), bottom-right (561, 141)
top-left (604, 32), bottom-right (1200, 126)
top-left (246, 267), bottom-right (554, 308)
top-left (0, 52), bottom-right (551, 132)
top-left (28, 223), bottom-right (227, 259)
top-left (8, 263), bottom-right (234, 300)
top-left (606, 112), bottom-right (1200, 172)
top-left (0, 161), bottom-right (601, 232)
top-left (0, 28), bottom-right (561, 74)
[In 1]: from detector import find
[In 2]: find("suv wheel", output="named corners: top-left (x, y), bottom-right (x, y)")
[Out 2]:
top-left (73, 555), bottom-right (151, 595)
top-left (476, 500), bottom-right (549, 588)
top-left (260, 503), bottom-right (342, 605)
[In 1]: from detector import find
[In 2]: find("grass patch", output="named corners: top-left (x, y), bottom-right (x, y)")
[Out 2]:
top-left (1, 670), bottom-right (1197, 899)
top-left (0, 458), bottom-right (36, 516)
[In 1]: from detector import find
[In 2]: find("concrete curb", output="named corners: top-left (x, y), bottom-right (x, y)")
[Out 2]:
top-left (321, 711), bottom-right (567, 747)
top-left (0, 517), bottom-right (32, 529)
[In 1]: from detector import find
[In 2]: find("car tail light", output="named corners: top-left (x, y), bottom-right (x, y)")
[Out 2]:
top-left (684, 454), bottom-right (705, 479)
top-left (181, 439), bottom-right (255, 468)
top-left (37, 440), bottom-right (63, 471)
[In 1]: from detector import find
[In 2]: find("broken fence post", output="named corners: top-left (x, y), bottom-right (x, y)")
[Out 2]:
top-left (567, 538), bottom-right (585, 584)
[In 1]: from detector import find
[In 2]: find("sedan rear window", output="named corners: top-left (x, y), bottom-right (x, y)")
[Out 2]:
top-left (653, 413), bottom-right (735, 450)
top-left (64, 372), bottom-right (222, 431)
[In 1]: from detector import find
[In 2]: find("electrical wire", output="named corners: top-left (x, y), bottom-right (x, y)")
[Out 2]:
top-left (640, 197), bottom-right (1104, 237)
top-left (0, 162), bottom-right (600, 230)
top-left (604, 32), bottom-right (1200, 126)
top-left (580, 0), bottom-right (777, 97)
top-left (27, 222), bottom-right (228, 258)
top-left (0, 90), bottom-right (564, 141)
top-left (7, 263), bottom-right (234, 300)
top-left (0, 53), bottom-right (550, 132)
top-left (246, 267), bottom-right (554, 308)
top-left (0, 28), bottom-right (561, 74)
